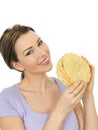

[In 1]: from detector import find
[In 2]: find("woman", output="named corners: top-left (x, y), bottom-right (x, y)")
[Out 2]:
top-left (0, 24), bottom-right (97, 130)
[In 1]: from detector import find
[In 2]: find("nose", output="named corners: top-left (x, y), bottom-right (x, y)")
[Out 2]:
top-left (35, 47), bottom-right (46, 57)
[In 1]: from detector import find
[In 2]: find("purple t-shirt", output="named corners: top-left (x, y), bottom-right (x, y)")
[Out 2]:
top-left (0, 78), bottom-right (79, 130)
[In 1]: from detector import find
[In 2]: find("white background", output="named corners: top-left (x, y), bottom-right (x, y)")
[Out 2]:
top-left (0, 0), bottom-right (98, 114)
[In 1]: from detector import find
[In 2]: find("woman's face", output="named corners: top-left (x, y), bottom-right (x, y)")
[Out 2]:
top-left (13, 30), bottom-right (53, 75)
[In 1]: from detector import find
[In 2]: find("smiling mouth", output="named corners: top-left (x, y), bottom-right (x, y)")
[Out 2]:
top-left (39, 58), bottom-right (50, 65)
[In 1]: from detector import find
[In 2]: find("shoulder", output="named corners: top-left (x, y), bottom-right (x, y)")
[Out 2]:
top-left (53, 77), bottom-right (68, 93)
top-left (0, 83), bottom-right (20, 108)
top-left (0, 83), bottom-right (24, 117)
top-left (0, 84), bottom-right (18, 99)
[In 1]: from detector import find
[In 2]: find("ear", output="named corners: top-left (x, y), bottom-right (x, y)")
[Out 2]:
top-left (11, 61), bottom-right (24, 71)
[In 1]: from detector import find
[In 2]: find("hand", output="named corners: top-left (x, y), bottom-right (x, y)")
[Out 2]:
top-left (56, 80), bottom-right (86, 116)
top-left (86, 64), bottom-right (95, 94)
top-left (81, 56), bottom-right (95, 94)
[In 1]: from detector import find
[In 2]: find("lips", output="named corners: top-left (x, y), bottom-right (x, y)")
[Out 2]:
top-left (39, 58), bottom-right (49, 65)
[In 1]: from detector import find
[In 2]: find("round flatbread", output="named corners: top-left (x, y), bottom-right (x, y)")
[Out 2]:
top-left (56, 56), bottom-right (72, 86)
top-left (56, 52), bottom-right (91, 87)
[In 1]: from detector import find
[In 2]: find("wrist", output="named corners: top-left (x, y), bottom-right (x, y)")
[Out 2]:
top-left (83, 92), bottom-right (93, 99)
top-left (52, 103), bottom-right (68, 120)
top-left (82, 92), bottom-right (94, 105)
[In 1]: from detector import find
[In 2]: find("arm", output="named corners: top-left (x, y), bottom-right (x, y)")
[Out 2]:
top-left (44, 80), bottom-right (86, 130)
top-left (75, 94), bottom-right (98, 130)
top-left (0, 117), bottom-right (25, 130)
top-left (74, 102), bottom-right (84, 130)
top-left (83, 93), bottom-right (98, 130)
top-left (0, 92), bottom-right (25, 130)
top-left (43, 105), bottom-right (67, 130)
top-left (81, 58), bottom-right (98, 130)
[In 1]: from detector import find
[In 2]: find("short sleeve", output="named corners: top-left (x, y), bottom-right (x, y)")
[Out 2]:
top-left (0, 91), bottom-right (19, 117)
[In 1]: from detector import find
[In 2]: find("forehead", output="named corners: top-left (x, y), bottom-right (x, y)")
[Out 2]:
top-left (15, 30), bottom-right (39, 51)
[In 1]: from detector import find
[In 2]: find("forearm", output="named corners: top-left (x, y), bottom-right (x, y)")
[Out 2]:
top-left (43, 80), bottom-right (87, 130)
top-left (74, 103), bottom-right (84, 130)
top-left (43, 106), bottom-right (67, 130)
top-left (83, 93), bottom-right (98, 130)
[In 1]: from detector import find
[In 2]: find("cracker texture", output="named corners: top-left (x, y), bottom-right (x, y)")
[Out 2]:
top-left (56, 52), bottom-right (91, 87)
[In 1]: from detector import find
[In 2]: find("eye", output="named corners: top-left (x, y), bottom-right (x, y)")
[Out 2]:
top-left (38, 40), bottom-right (43, 46)
top-left (25, 50), bottom-right (33, 56)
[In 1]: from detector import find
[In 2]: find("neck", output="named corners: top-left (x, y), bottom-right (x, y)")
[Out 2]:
top-left (19, 73), bottom-right (51, 93)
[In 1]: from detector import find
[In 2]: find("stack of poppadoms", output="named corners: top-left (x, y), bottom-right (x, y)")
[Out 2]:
top-left (56, 52), bottom-right (91, 87)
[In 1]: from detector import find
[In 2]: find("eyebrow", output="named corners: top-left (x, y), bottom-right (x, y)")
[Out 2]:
top-left (37, 37), bottom-right (41, 43)
top-left (23, 47), bottom-right (33, 54)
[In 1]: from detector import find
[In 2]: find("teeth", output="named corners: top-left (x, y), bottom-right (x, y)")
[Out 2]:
top-left (40, 58), bottom-right (49, 64)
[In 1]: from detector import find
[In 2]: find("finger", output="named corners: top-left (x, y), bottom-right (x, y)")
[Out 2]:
top-left (69, 80), bottom-right (83, 93)
top-left (73, 84), bottom-right (86, 103)
top-left (72, 81), bottom-right (86, 96)
top-left (88, 64), bottom-right (95, 84)
top-left (81, 56), bottom-right (90, 65)
top-left (81, 56), bottom-right (94, 72)
top-left (90, 64), bottom-right (95, 75)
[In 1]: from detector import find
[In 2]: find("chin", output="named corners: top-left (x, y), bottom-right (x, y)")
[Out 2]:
top-left (47, 65), bottom-right (53, 72)
top-left (45, 63), bottom-right (53, 72)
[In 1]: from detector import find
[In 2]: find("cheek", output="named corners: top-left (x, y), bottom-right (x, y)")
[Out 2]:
top-left (19, 57), bottom-right (37, 69)
top-left (27, 58), bottom-right (37, 67)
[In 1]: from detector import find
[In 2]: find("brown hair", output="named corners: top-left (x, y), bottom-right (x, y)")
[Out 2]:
top-left (0, 24), bottom-right (35, 79)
